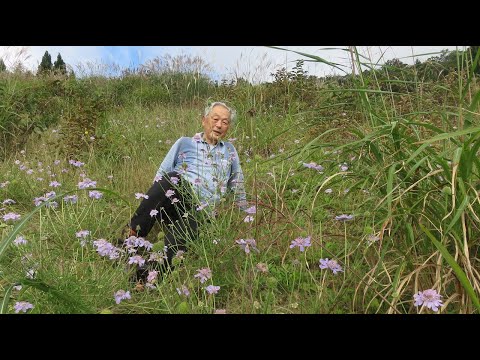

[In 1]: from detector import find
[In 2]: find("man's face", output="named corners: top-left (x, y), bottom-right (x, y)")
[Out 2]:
top-left (202, 105), bottom-right (231, 145)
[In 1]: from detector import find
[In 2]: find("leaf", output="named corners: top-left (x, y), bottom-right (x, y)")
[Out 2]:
top-left (415, 126), bottom-right (480, 145)
top-left (0, 284), bottom-right (15, 314)
top-left (177, 301), bottom-right (189, 314)
top-left (267, 46), bottom-right (347, 74)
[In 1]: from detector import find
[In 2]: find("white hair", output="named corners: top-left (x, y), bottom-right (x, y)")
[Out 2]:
top-left (204, 102), bottom-right (236, 124)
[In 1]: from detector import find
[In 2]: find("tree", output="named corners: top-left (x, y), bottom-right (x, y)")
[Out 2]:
top-left (53, 53), bottom-right (67, 75)
top-left (0, 58), bottom-right (6, 72)
top-left (37, 51), bottom-right (53, 75)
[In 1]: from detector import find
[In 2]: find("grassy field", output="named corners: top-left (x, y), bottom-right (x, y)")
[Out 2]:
top-left (1, 48), bottom-right (479, 314)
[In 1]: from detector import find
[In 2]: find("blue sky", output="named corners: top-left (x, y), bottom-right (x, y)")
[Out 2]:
top-left (0, 46), bottom-right (462, 82)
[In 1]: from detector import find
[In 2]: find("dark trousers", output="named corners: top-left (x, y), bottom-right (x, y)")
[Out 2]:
top-left (129, 171), bottom-right (199, 267)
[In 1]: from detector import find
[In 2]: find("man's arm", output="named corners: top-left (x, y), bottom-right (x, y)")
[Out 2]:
top-left (155, 138), bottom-right (182, 178)
top-left (227, 146), bottom-right (248, 210)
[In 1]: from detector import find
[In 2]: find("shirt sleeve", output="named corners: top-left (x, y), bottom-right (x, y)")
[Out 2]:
top-left (227, 145), bottom-right (248, 210)
top-left (155, 138), bottom-right (182, 178)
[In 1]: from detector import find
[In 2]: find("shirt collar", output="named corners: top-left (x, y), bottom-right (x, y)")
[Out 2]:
top-left (199, 132), bottom-right (224, 146)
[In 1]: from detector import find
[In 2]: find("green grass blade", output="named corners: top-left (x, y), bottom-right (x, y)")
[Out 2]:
top-left (445, 195), bottom-right (469, 234)
top-left (267, 46), bottom-right (347, 74)
top-left (416, 126), bottom-right (480, 145)
top-left (464, 90), bottom-right (480, 127)
top-left (387, 164), bottom-right (396, 219)
top-left (0, 283), bottom-right (15, 314)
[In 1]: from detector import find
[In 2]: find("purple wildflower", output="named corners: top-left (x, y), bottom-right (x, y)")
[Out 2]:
top-left (45, 191), bottom-right (56, 199)
top-left (2, 199), bottom-right (16, 205)
top-left (244, 205), bottom-right (256, 214)
top-left (33, 196), bottom-right (46, 206)
top-left (49, 181), bottom-right (61, 188)
top-left (45, 201), bottom-right (58, 209)
top-left (303, 162), bottom-right (324, 172)
top-left (76, 230), bottom-right (90, 247)
top-left (76, 230), bottom-right (90, 238)
top-left (194, 267), bottom-right (212, 283)
top-left (149, 251), bottom-right (167, 264)
top-left (77, 178), bottom-right (97, 189)
top-left (244, 215), bottom-right (254, 223)
top-left (205, 285), bottom-right (220, 295)
top-left (14, 236), bottom-right (27, 246)
top-left (69, 160), bottom-right (85, 167)
top-left (135, 192), bottom-right (149, 200)
top-left (147, 270), bottom-right (158, 283)
top-left (150, 209), bottom-right (159, 217)
top-left (319, 258), bottom-right (343, 274)
top-left (93, 239), bottom-right (121, 260)
top-left (170, 177), bottom-right (179, 185)
top-left (174, 250), bottom-right (185, 260)
top-left (413, 289), bottom-right (444, 312)
top-left (14, 301), bottom-right (34, 313)
top-left (236, 238), bottom-right (259, 254)
top-left (289, 236), bottom-right (312, 252)
top-left (335, 214), bottom-right (354, 221)
top-left (165, 189), bottom-right (175, 198)
top-left (114, 290), bottom-right (131, 304)
top-left (3, 212), bottom-right (21, 222)
top-left (141, 240), bottom-right (153, 251)
top-left (63, 195), bottom-right (78, 204)
top-left (89, 190), bottom-right (103, 199)
top-left (176, 285), bottom-right (190, 297)
top-left (339, 163), bottom-right (349, 172)
top-left (153, 175), bottom-right (163, 183)
top-left (325, 188), bottom-right (333, 194)
top-left (196, 201), bottom-right (208, 211)
top-left (171, 198), bottom-right (179, 205)
top-left (128, 255), bottom-right (145, 267)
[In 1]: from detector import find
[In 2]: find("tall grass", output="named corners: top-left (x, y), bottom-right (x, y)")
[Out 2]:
top-left (0, 47), bottom-right (479, 313)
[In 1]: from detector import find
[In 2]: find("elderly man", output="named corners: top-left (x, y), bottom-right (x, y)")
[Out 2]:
top-left (124, 101), bottom-right (247, 283)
